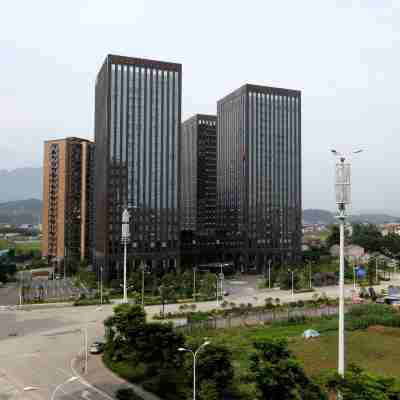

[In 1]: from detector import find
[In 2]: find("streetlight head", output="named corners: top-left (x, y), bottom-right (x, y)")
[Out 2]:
top-left (331, 149), bottom-right (337, 155)
top-left (353, 149), bottom-right (363, 154)
top-left (67, 376), bottom-right (79, 383)
top-left (23, 387), bottom-right (40, 391)
top-left (204, 341), bottom-right (211, 346)
top-left (178, 347), bottom-right (187, 352)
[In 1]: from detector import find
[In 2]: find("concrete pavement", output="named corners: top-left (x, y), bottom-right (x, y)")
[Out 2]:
top-left (80, 355), bottom-right (160, 400)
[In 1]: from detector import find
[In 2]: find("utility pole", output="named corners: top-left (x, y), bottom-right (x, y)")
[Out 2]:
top-left (64, 246), bottom-right (67, 280)
top-left (141, 261), bottom-right (146, 307)
top-left (121, 208), bottom-right (130, 304)
top-left (268, 259), bottom-right (272, 289)
top-left (376, 257), bottom-right (379, 284)
top-left (288, 268), bottom-right (294, 297)
top-left (193, 267), bottom-right (197, 302)
top-left (100, 266), bottom-right (103, 305)
top-left (332, 148), bottom-right (362, 389)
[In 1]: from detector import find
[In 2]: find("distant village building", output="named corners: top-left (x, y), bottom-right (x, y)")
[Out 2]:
top-left (330, 244), bottom-right (365, 260)
top-left (380, 223), bottom-right (400, 237)
top-left (302, 236), bottom-right (323, 249)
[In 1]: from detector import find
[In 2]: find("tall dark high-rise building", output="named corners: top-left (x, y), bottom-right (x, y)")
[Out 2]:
top-left (217, 84), bottom-right (301, 270)
top-left (181, 114), bottom-right (217, 234)
top-left (42, 137), bottom-right (95, 272)
top-left (181, 115), bottom-right (217, 258)
top-left (94, 55), bottom-right (182, 278)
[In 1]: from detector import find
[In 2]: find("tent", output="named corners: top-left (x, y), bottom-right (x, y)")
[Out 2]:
top-left (302, 329), bottom-right (320, 339)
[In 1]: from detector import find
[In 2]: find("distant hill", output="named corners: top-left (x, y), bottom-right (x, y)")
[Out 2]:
top-left (303, 209), bottom-right (335, 225)
top-left (0, 199), bottom-right (42, 225)
top-left (303, 209), bottom-right (400, 226)
top-left (0, 168), bottom-right (42, 203)
top-left (349, 214), bottom-right (400, 225)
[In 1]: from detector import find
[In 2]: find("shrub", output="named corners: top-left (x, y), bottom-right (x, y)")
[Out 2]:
top-left (116, 388), bottom-right (142, 400)
top-left (345, 303), bottom-right (400, 331)
top-left (313, 272), bottom-right (338, 287)
top-left (73, 297), bottom-right (110, 306)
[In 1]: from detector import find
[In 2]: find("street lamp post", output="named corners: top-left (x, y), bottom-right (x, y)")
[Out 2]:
top-left (332, 148), bottom-right (362, 383)
top-left (193, 267), bottom-right (197, 302)
top-left (376, 258), bottom-right (379, 284)
top-left (309, 261), bottom-right (312, 289)
top-left (178, 340), bottom-right (210, 400)
top-left (121, 209), bottom-right (130, 304)
top-left (82, 326), bottom-right (88, 373)
top-left (288, 269), bottom-right (294, 297)
top-left (268, 259), bottom-right (272, 289)
top-left (140, 261), bottom-right (147, 307)
top-left (64, 246), bottom-right (67, 280)
top-left (100, 266), bottom-right (103, 305)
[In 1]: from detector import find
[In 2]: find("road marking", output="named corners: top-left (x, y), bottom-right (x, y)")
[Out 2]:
top-left (70, 357), bottom-right (115, 400)
top-left (81, 390), bottom-right (92, 400)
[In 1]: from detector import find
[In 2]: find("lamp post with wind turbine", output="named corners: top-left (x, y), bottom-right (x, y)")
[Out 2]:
top-left (331, 148), bottom-right (362, 384)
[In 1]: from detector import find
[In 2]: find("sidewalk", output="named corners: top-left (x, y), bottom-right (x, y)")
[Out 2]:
top-left (80, 353), bottom-right (162, 400)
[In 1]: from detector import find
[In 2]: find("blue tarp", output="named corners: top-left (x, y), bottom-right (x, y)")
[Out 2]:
top-left (0, 249), bottom-right (10, 257)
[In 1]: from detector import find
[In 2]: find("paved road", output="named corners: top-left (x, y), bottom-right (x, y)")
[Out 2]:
top-left (0, 306), bottom-right (113, 400)
top-left (0, 284), bottom-right (19, 306)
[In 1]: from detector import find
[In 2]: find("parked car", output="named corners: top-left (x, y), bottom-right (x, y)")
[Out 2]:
top-left (89, 341), bottom-right (105, 354)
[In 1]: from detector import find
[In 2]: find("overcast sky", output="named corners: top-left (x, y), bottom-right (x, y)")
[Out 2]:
top-left (1, 1), bottom-right (399, 213)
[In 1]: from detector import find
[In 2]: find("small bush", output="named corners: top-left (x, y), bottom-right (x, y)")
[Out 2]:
top-left (116, 388), bottom-right (142, 400)
top-left (73, 297), bottom-right (110, 306)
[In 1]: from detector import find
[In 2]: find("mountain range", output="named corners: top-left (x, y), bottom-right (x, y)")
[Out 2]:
top-left (0, 168), bottom-right (42, 203)
top-left (0, 199), bottom-right (42, 225)
top-left (303, 209), bottom-right (400, 225)
top-left (0, 167), bottom-right (399, 226)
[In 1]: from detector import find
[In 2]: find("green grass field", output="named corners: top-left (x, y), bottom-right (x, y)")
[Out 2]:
top-left (292, 326), bottom-right (400, 378)
top-left (0, 239), bottom-right (41, 254)
top-left (14, 241), bottom-right (41, 254)
top-left (188, 322), bottom-right (400, 380)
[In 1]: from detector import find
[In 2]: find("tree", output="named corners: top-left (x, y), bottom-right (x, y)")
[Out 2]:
top-left (104, 303), bottom-right (146, 343)
top-left (184, 342), bottom-right (234, 399)
top-left (352, 224), bottom-right (382, 252)
top-left (326, 225), bottom-right (340, 248)
top-left (367, 256), bottom-right (378, 285)
top-left (158, 284), bottom-right (176, 317)
top-left (0, 261), bottom-right (17, 283)
top-left (104, 304), bottom-right (186, 400)
top-left (278, 269), bottom-right (301, 290)
top-left (249, 338), bottom-right (327, 400)
top-left (322, 364), bottom-right (400, 400)
top-left (200, 273), bottom-right (217, 298)
top-left (198, 380), bottom-right (219, 400)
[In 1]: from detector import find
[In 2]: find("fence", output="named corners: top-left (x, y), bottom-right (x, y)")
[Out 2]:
top-left (175, 305), bottom-right (348, 334)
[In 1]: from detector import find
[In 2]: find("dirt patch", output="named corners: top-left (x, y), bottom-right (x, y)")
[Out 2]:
top-left (367, 325), bottom-right (388, 333)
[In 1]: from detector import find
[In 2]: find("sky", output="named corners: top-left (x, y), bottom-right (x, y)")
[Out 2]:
top-left (1, 1), bottom-right (400, 213)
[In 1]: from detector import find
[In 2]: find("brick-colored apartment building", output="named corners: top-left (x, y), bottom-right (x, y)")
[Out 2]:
top-left (42, 137), bottom-right (94, 273)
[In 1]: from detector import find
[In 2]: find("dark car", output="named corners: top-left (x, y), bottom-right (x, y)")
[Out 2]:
top-left (89, 341), bottom-right (105, 354)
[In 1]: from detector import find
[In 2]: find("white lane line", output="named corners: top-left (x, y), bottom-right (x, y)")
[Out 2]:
top-left (70, 357), bottom-right (115, 400)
